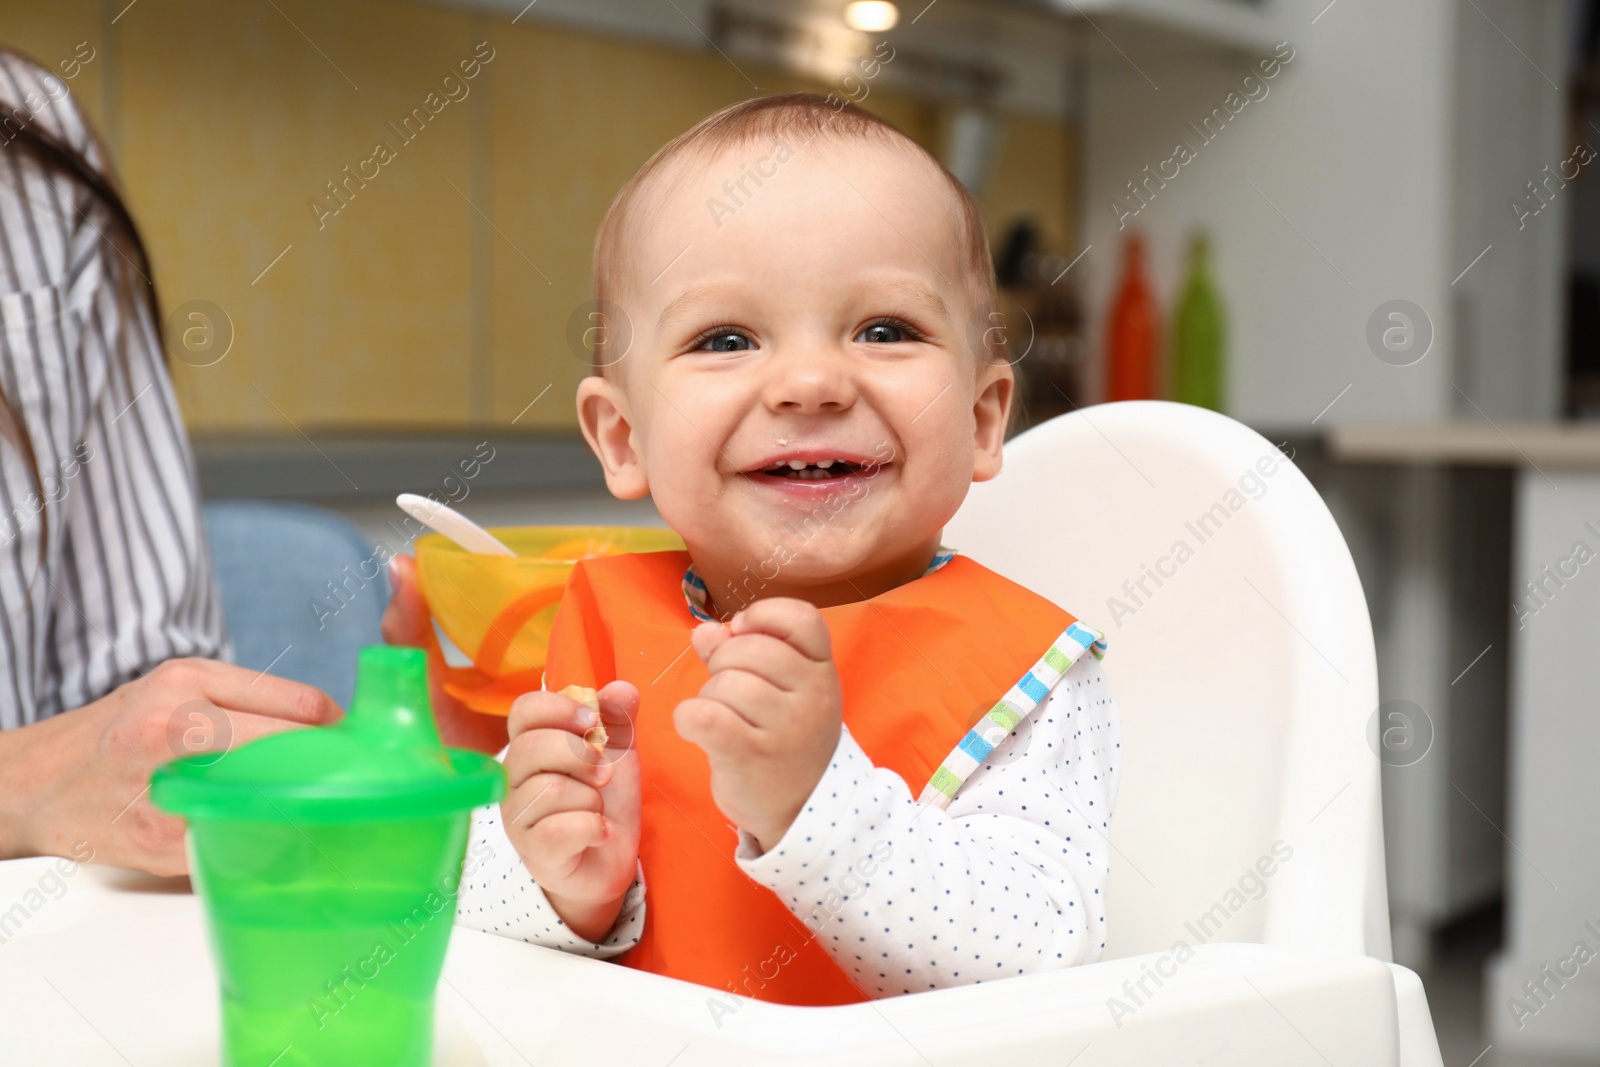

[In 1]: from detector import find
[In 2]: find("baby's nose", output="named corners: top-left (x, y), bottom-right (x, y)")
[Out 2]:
top-left (761, 346), bottom-right (858, 412)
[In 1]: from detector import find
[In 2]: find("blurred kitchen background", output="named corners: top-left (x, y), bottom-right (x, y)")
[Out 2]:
top-left (7, 0), bottom-right (1600, 1062)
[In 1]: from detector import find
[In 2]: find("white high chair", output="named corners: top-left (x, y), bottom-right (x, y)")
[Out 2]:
top-left (940, 399), bottom-right (1444, 1066)
top-left (0, 402), bottom-right (1449, 1065)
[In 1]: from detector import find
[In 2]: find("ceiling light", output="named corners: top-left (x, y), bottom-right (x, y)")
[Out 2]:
top-left (844, 1), bottom-right (899, 32)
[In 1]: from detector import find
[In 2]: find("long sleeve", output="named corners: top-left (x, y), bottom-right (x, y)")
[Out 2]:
top-left (454, 745), bottom-right (647, 958)
top-left (0, 50), bottom-right (226, 728)
top-left (734, 653), bottom-right (1121, 997)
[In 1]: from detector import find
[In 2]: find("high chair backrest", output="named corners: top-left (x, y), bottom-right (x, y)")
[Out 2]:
top-left (945, 401), bottom-right (1391, 962)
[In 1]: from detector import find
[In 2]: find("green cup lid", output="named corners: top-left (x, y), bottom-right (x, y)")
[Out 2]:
top-left (151, 646), bottom-right (505, 823)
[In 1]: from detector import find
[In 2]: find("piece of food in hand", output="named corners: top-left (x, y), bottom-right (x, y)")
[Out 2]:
top-left (560, 684), bottom-right (607, 750)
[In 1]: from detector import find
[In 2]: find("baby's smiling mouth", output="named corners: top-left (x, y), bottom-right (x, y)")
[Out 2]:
top-left (759, 457), bottom-right (863, 481)
top-left (739, 448), bottom-right (886, 485)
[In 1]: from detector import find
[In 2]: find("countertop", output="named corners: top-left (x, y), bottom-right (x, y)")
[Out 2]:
top-left (1326, 421), bottom-right (1600, 468)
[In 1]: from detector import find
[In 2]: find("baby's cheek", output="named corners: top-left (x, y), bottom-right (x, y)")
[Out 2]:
top-left (901, 436), bottom-right (976, 503)
top-left (655, 465), bottom-right (723, 518)
top-left (654, 472), bottom-right (757, 558)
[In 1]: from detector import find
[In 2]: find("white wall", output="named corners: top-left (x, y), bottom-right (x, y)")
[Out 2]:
top-left (1080, 0), bottom-right (1510, 426)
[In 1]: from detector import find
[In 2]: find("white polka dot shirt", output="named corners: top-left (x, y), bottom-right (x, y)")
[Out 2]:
top-left (456, 653), bottom-right (1122, 996)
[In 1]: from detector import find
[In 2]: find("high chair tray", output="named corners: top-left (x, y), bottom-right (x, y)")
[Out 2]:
top-left (0, 857), bottom-right (1401, 1065)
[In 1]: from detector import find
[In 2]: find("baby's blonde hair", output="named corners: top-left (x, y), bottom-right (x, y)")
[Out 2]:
top-left (589, 91), bottom-right (998, 372)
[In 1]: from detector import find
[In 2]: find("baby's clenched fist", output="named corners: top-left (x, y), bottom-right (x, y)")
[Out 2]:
top-left (675, 598), bottom-right (843, 854)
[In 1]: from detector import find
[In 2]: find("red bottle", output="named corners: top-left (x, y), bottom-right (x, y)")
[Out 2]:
top-left (1107, 232), bottom-right (1159, 401)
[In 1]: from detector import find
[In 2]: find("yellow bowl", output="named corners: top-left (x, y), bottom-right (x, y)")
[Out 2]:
top-left (414, 525), bottom-right (684, 716)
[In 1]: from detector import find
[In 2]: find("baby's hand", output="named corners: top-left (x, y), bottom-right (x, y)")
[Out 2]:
top-left (676, 599), bottom-right (843, 854)
top-left (501, 682), bottom-right (641, 943)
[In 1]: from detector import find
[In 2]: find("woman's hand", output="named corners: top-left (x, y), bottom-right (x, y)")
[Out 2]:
top-left (501, 683), bottom-right (641, 942)
top-left (0, 659), bottom-right (342, 876)
top-left (676, 598), bottom-right (843, 855)
top-left (380, 553), bottom-right (509, 754)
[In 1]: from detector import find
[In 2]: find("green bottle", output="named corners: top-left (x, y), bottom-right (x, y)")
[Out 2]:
top-left (152, 646), bottom-right (506, 1066)
top-left (1172, 232), bottom-right (1226, 411)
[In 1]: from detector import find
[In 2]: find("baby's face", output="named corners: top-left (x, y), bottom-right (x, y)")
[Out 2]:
top-left (577, 136), bottom-right (1011, 605)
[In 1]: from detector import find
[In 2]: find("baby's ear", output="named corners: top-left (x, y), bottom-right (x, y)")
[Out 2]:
top-left (971, 363), bottom-right (1012, 482)
top-left (576, 375), bottom-right (650, 499)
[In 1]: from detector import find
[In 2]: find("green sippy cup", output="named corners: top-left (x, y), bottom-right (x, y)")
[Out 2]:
top-left (151, 645), bottom-right (505, 1067)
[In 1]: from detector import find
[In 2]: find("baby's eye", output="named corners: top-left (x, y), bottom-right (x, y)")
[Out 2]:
top-left (855, 319), bottom-right (922, 344)
top-left (693, 330), bottom-right (755, 352)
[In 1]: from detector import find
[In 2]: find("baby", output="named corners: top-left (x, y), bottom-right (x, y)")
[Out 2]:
top-left (440, 91), bottom-right (1122, 1007)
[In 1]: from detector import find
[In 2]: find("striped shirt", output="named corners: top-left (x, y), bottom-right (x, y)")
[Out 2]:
top-left (0, 49), bottom-right (226, 729)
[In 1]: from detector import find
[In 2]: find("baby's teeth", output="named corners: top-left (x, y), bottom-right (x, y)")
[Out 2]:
top-left (816, 459), bottom-right (835, 469)
top-left (786, 458), bottom-right (806, 470)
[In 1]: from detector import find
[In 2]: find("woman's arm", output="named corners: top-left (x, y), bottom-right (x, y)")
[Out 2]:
top-left (735, 655), bottom-right (1122, 997)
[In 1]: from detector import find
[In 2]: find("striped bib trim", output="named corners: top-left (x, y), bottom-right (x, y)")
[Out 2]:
top-left (917, 620), bottom-right (1108, 810)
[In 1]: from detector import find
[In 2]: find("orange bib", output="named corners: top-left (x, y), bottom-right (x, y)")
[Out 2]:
top-left (543, 549), bottom-right (1082, 1005)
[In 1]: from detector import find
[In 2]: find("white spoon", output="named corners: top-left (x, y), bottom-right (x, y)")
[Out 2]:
top-left (396, 493), bottom-right (516, 556)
